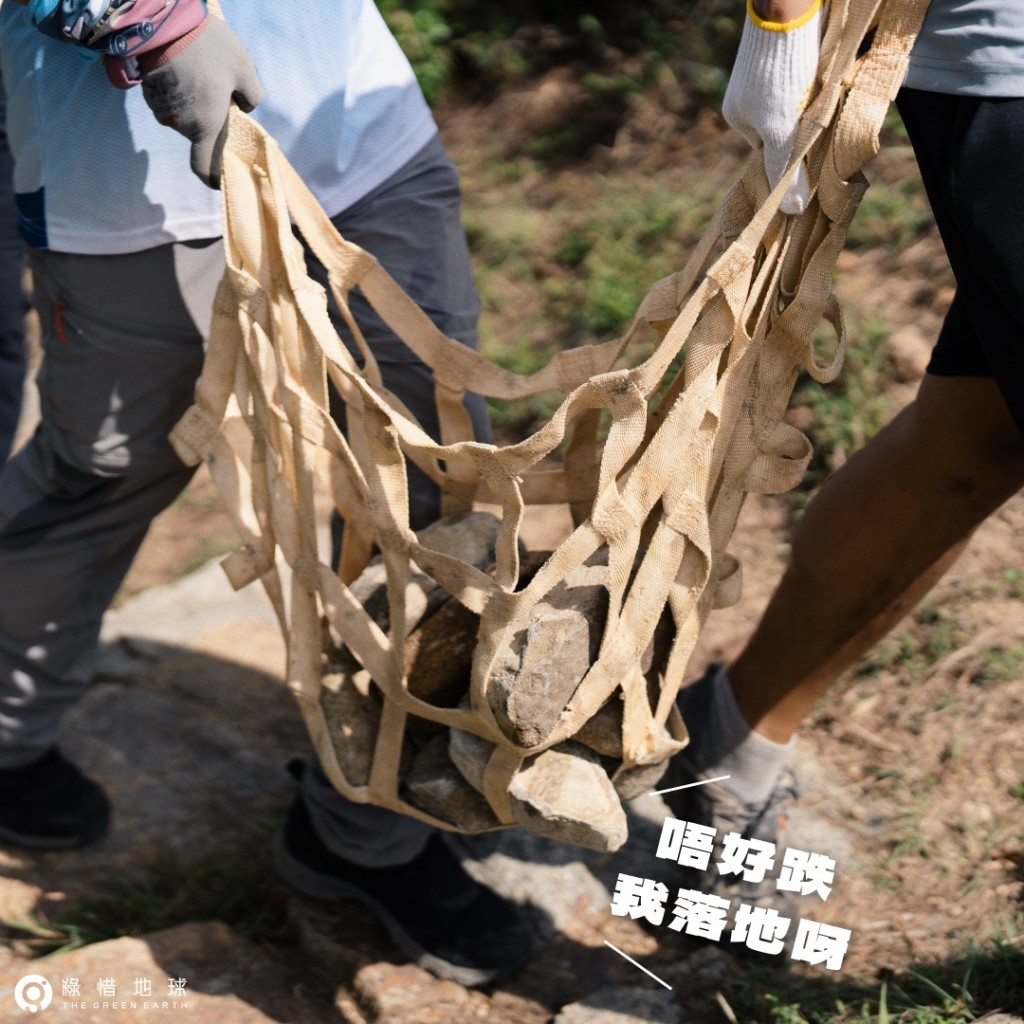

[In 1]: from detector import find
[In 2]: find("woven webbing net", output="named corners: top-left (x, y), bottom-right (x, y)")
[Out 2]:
top-left (170, 0), bottom-right (931, 847)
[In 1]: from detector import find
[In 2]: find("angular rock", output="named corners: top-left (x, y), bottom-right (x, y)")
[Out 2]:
top-left (402, 734), bottom-right (501, 832)
top-left (0, 921), bottom-right (330, 1023)
top-left (448, 722), bottom-right (494, 794)
top-left (323, 511), bottom-right (501, 750)
top-left (347, 511), bottom-right (501, 637)
top-left (416, 509), bottom-right (504, 563)
top-left (573, 697), bottom-right (624, 757)
top-left (403, 597), bottom-right (479, 713)
top-left (553, 985), bottom-right (680, 1024)
top-left (450, 729), bottom-right (628, 850)
top-left (344, 560), bottom-right (428, 638)
top-left (324, 525), bottom-right (679, 848)
top-left (320, 659), bottom-right (382, 787)
top-left (555, 695), bottom-right (672, 798)
top-left (509, 742), bottom-right (627, 852)
top-left (402, 547), bottom-right (550, 726)
top-left (610, 759), bottom-right (669, 801)
top-left (486, 551), bottom-right (677, 752)
top-left (352, 962), bottom-right (491, 1024)
top-left (506, 609), bottom-right (593, 744)
top-left (488, 561), bottom-right (609, 748)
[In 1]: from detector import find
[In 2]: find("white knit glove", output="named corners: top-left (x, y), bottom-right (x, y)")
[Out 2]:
top-left (722, 0), bottom-right (822, 215)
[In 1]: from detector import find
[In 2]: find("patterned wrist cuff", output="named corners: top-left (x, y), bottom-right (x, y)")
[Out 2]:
top-left (137, 13), bottom-right (212, 72)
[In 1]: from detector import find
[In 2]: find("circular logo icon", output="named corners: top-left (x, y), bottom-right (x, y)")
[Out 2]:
top-left (14, 975), bottom-right (53, 1014)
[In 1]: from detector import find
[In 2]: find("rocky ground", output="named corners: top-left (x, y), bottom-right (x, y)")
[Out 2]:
top-left (0, 506), bottom-right (869, 1024)
top-left (0, 475), bottom-right (1021, 1022)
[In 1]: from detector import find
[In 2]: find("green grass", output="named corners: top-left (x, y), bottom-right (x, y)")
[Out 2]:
top-left (726, 925), bottom-right (1024, 1023)
top-left (1002, 569), bottom-right (1024, 600)
top-left (379, 5), bottom-right (458, 104)
top-left (182, 533), bottom-right (242, 576)
top-left (847, 179), bottom-right (931, 253)
top-left (19, 824), bottom-right (287, 957)
top-left (791, 313), bottom-right (894, 494)
top-left (1010, 773), bottom-right (1024, 803)
top-left (856, 602), bottom-right (969, 683)
top-left (857, 595), bottom-right (1023, 688)
top-left (466, 169), bottom-right (720, 439)
top-left (973, 645), bottom-right (1024, 685)
top-left (378, 0), bottom-right (740, 120)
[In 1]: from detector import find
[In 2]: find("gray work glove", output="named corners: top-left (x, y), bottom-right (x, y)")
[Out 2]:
top-left (141, 15), bottom-right (264, 189)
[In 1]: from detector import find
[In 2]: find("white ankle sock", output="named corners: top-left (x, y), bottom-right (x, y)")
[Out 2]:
top-left (687, 664), bottom-right (794, 805)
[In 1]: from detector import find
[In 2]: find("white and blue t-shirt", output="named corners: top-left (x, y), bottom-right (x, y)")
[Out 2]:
top-left (0, 0), bottom-right (437, 253)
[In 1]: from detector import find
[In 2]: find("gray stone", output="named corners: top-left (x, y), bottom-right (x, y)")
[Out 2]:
top-left (401, 542), bottom-right (552, 731)
top-left (561, 695), bottom-right (678, 800)
top-left (347, 511), bottom-right (501, 637)
top-left (404, 597), bottom-right (479, 716)
top-left (448, 722), bottom-right (494, 794)
top-left (57, 683), bottom-right (293, 871)
top-left (504, 609), bottom-right (593, 745)
top-left (345, 561), bottom-right (434, 639)
top-left (416, 509), bottom-right (503, 563)
top-left (15, 515), bottom-right (814, 1024)
top-left (573, 697), bottom-right (624, 757)
top-left (611, 759), bottom-right (669, 801)
top-left (320, 660), bottom-right (382, 788)
top-left (320, 512), bottom-right (502, 786)
top-left (488, 561), bottom-right (609, 747)
top-left (486, 552), bottom-right (678, 752)
top-left (450, 728), bottom-right (630, 850)
top-left (402, 734), bottom-right (502, 832)
top-left (553, 985), bottom-right (680, 1024)
top-left (509, 742), bottom-right (628, 853)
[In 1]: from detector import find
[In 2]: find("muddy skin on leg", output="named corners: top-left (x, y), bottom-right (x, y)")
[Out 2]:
top-left (730, 373), bottom-right (1024, 743)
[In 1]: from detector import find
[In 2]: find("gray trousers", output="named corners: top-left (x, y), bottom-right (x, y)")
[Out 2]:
top-left (0, 73), bottom-right (26, 465)
top-left (0, 135), bottom-right (486, 866)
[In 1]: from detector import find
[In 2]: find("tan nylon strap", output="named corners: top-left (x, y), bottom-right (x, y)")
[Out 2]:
top-left (170, 0), bottom-right (932, 833)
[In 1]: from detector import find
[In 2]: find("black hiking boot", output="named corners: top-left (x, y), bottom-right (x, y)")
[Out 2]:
top-left (271, 781), bottom-right (535, 987)
top-left (0, 747), bottom-right (111, 850)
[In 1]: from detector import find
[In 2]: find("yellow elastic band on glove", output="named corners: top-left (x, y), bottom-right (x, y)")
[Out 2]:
top-left (747, 0), bottom-right (823, 33)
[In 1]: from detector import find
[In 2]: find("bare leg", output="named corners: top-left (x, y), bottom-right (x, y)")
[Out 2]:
top-left (730, 373), bottom-right (1024, 742)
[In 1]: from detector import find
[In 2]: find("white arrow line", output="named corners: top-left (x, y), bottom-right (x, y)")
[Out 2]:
top-left (602, 940), bottom-right (672, 990)
top-left (650, 773), bottom-right (731, 797)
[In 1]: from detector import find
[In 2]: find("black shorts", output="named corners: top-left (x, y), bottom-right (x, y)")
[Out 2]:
top-left (896, 88), bottom-right (1024, 435)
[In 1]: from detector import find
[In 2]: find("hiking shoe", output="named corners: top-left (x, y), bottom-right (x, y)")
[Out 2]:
top-left (658, 666), bottom-right (800, 958)
top-left (271, 792), bottom-right (535, 987)
top-left (661, 752), bottom-right (799, 906)
top-left (0, 747), bottom-right (111, 850)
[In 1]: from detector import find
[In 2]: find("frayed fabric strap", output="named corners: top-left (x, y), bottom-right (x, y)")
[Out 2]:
top-left (170, 0), bottom-right (931, 840)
